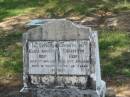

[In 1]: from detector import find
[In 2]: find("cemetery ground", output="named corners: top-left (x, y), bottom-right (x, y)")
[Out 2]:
top-left (0, 0), bottom-right (130, 97)
top-left (0, 17), bottom-right (130, 97)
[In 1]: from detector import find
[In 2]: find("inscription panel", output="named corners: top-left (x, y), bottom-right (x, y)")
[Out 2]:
top-left (28, 41), bottom-right (56, 74)
top-left (28, 40), bottom-right (90, 75)
top-left (58, 40), bottom-right (90, 75)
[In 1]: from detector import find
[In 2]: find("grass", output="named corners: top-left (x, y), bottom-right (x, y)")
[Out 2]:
top-left (1, 0), bottom-right (130, 21)
top-left (0, 0), bottom-right (44, 21)
top-left (99, 30), bottom-right (130, 77)
top-left (0, 32), bottom-right (22, 77)
top-left (114, 2), bottom-right (130, 13)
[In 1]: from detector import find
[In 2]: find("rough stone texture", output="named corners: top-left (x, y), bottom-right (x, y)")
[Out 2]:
top-left (22, 19), bottom-right (94, 89)
top-left (21, 19), bottom-right (106, 97)
top-left (35, 88), bottom-right (100, 97)
top-left (26, 20), bottom-right (91, 41)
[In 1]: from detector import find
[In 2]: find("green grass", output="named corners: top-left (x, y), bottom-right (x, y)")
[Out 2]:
top-left (0, 32), bottom-right (22, 77)
top-left (1, 0), bottom-right (130, 21)
top-left (0, 0), bottom-right (45, 21)
top-left (99, 30), bottom-right (130, 77)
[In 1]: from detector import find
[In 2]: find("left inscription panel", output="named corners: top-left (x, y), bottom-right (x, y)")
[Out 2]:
top-left (28, 41), bottom-right (56, 74)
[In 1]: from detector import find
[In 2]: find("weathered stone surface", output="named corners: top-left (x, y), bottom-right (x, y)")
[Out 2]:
top-left (28, 40), bottom-right (90, 75)
top-left (21, 19), bottom-right (106, 97)
top-left (35, 88), bottom-right (99, 97)
top-left (22, 19), bottom-right (94, 89)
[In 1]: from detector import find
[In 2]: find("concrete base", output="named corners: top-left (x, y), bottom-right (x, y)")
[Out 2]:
top-left (36, 88), bottom-right (97, 97)
top-left (20, 80), bottom-right (106, 97)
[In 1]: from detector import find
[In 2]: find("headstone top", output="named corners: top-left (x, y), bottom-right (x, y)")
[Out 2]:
top-left (25, 19), bottom-right (92, 41)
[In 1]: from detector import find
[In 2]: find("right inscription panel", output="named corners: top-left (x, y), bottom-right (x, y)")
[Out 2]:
top-left (58, 40), bottom-right (90, 75)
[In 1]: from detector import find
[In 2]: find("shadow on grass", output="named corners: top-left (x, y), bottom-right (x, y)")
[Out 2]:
top-left (0, 0), bottom-right (48, 21)
top-left (0, 0), bottom-right (123, 21)
top-left (102, 51), bottom-right (130, 77)
top-left (0, 32), bottom-right (22, 76)
top-left (99, 31), bottom-right (130, 78)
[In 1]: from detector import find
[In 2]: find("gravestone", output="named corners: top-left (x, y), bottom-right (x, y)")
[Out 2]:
top-left (20, 19), bottom-right (106, 97)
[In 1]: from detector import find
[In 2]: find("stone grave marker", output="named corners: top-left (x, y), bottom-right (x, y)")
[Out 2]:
top-left (20, 19), bottom-right (106, 97)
